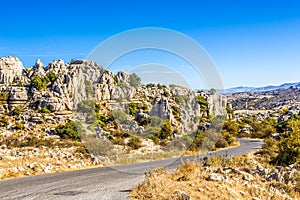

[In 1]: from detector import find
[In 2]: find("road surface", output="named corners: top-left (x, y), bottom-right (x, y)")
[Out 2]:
top-left (0, 138), bottom-right (263, 200)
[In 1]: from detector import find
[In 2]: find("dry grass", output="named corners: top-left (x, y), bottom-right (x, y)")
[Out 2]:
top-left (0, 146), bottom-right (98, 180)
top-left (130, 156), bottom-right (300, 200)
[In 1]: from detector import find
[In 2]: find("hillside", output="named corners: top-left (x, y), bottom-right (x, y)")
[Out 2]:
top-left (0, 56), bottom-right (230, 180)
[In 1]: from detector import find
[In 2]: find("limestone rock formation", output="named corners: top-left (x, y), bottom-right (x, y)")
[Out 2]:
top-left (0, 56), bottom-right (24, 84)
top-left (0, 56), bottom-right (228, 136)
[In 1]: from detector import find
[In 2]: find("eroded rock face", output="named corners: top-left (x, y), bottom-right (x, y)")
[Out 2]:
top-left (207, 94), bottom-right (227, 117)
top-left (0, 56), bottom-right (228, 134)
top-left (29, 59), bottom-right (46, 77)
top-left (0, 56), bottom-right (24, 84)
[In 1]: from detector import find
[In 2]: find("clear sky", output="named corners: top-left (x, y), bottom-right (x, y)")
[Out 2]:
top-left (0, 0), bottom-right (300, 89)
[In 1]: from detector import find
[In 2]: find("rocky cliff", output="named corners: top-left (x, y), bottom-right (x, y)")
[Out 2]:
top-left (0, 56), bottom-right (228, 134)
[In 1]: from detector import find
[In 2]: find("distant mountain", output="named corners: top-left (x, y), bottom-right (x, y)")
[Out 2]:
top-left (220, 82), bottom-right (300, 94)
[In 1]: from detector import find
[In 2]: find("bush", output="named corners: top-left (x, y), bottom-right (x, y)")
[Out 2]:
top-left (148, 135), bottom-right (159, 144)
top-left (172, 105), bottom-right (181, 120)
top-left (54, 122), bottom-right (82, 140)
top-left (84, 80), bottom-right (95, 97)
top-left (226, 105), bottom-right (234, 117)
top-left (15, 122), bottom-right (24, 130)
top-left (31, 75), bottom-right (49, 91)
top-left (223, 131), bottom-right (235, 145)
top-left (223, 120), bottom-right (239, 136)
top-left (157, 120), bottom-right (172, 139)
top-left (82, 134), bottom-right (115, 157)
top-left (40, 107), bottom-right (51, 114)
top-left (109, 110), bottom-right (127, 124)
top-left (112, 137), bottom-right (125, 145)
top-left (96, 113), bottom-right (107, 122)
top-left (215, 137), bottom-right (229, 148)
top-left (46, 72), bottom-right (58, 83)
top-left (188, 130), bottom-right (205, 151)
top-left (195, 96), bottom-right (208, 111)
top-left (0, 91), bottom-right (9, 101)
top-left (174, 95), bottom-right (189, 105)
top-left (128, 136), bottom-right (143, 149)
top-left (129, 73), bottom-right (141, 88)
top-left (273, 120), bottom-right (300, 165)
top-left (11, 107), bottom-right (22, 116)
top-left (77, 100), bottom-right (97, 113)
top-left (128, 102), bottom-right (137, 116)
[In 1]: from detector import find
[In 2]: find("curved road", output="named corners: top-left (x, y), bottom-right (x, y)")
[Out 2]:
top-left (0, 138), bottom-right (263, 200)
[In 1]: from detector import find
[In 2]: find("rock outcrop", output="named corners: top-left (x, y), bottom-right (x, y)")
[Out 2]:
top-left (0, 56), bottom-right (24, 84)
top-left (0, 56), bottom-right (228, 135)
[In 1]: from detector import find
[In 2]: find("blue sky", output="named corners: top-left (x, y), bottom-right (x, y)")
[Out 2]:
top-left (1, 0), bottom-right (300, 89)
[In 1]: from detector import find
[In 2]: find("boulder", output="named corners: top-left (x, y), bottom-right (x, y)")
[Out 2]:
top-left (207, 173), bottom-right (223, 181)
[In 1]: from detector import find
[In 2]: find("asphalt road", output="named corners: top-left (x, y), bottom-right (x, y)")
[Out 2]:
top-left (0, 138), bottom-right (263, 200)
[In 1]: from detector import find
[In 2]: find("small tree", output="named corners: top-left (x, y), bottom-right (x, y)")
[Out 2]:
top-left (129, 73), bottom-right (141, 88)
top-left (209, 88), bottom-right (216, 95)
top-left (54, 122), bottom-right (83, 141)
top-left (273, 120), bottom-right (300, 165)
top-left (157, 120), bottom-right (172, 140)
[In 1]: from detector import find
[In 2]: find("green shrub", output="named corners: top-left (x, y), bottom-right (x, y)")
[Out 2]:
top-left (163, 135), bottom-right (193, 152)
top-left (223, 131), bottom-right (235, 145)
top-left (188, 130), bottom-right (205, 151)
top-left (40, 107), bottom-right (51, 114)
top-left (149, 116), bottom-right (163, 127)
top-left (31, 75), bottom-right (49, 91)
top-left (223, 120), bottom-right (239, 136)
top-left (146, 83), bottom-right (155, 88)
top-left (128, 136), bottom-right (143, 149)
top-left (0, 91), bottom-right (9, 101)
top-left (157, 120), bottom-right (172, 140)
top-left (96, 113), bottom-right (107, 122)
top-left (148, 135), bottom-right (159, 144)
top-left (128, 102), bottom-right (137, 116)
top-left (46, 72), bottom-right (58, 83)
top-left (15, 122), bottom-right (24, 130)
top-left (174, 95), bottom-right (189, 105)
top-left (226, 105), bottom-right (234, 117)
top-left (172, 105), bottom-right (181, 120)
top-left (11, 107), bottom-right (22, 116)
top-left (142, 103), bottom-right (149, 114)
top-left (195, 96), bottom-right (208, 111)
top-left (17, 81), bottom-right (24, 87)
top-left (54, 122), bottom-right (82, 140)
top-left (129, 73), bottom-right (141, 88)
top-left (77, 100), bottom-right (97, 113)
top-left (215, 137), bottom-right (229, 148)
top-left (109, 110), bottom-right (127, 124)
top-left (273, 120), bottom-right (300, 165)
top-left (164, 90), bottom-right (170, 97)
top-left (84, 80), bottom-right (95, 97)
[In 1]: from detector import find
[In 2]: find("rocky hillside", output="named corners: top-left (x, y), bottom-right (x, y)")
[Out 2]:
top-left (0, 56), bottom-right (229, 180)
top-left (227, 87), bottom-right (300, 111)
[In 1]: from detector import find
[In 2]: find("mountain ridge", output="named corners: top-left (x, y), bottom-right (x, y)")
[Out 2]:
top-left (220, 82), bottom-right (300, 94)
